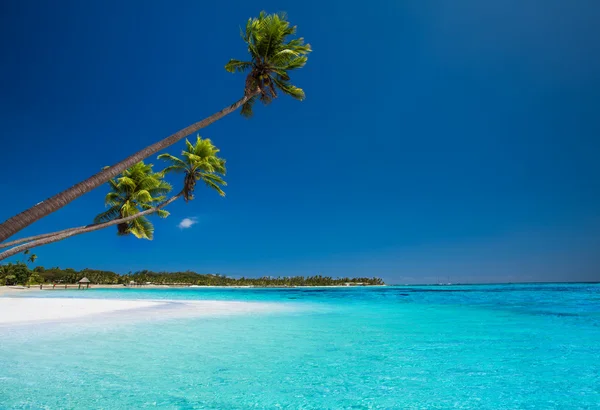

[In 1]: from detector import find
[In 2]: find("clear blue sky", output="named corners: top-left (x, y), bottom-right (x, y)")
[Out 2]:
top-left (1, 0), bottom-right (599, 283)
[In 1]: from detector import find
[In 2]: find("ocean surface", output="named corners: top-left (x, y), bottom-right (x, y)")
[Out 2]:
top-left (1, 284), bottom-right (599, 409)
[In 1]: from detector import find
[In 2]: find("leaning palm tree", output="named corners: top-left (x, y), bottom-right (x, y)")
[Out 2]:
top-left (0, 139), bottom-right (227, 261)
top-left (0, 193), bottom-right (181, 261)
top-left (94, 162), bottom-right (172, 240)
top-left (158, 135), bottom-right (227, 202)
top-left (225, 11), bottom-right (312, 117)
top-left (0, 11), bottom-right (310, 244)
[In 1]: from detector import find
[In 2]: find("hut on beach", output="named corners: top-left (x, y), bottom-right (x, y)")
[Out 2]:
top-left (78, 277), bottom-right (91, 289)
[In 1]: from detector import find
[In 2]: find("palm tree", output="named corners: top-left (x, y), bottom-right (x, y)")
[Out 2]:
top-left (225, 11), bottom-right (312, 117)
top-left (0, 140), bottom-right (222, 260)
top-left (94, 162), bottom-right (172, 240)
top-left (22, 249), bottom-right (37, 264)
top-left (158, 135), bottom-right (227, 202)
top-left (0, 193), bottom-right (181, 261)
top-left (0, 11), bottom-right (310, 244)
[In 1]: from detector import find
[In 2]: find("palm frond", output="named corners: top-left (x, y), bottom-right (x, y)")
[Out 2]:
top-left (128, 216), bottom-right (154, 240)
top-left (132, 190), bottom-right (153, 204)
top-left (117, 176), bottom-right (137, 191)
top-left (225, 59), bottom-right (252, 73)
top-left (120, 201), bottom-right (139, 217)
top-left (272, 75), bottom-right (305, 100)
top-left (139, 204), bottom-right (170, 219)
top-left (155, 209), bottom-right (170, 218)
top-left (105, 192), bottom-right (125, 207)
top-left (157, 153), bottom-right (187, 171)
top-left (201, 173), bottom-right (227, 186)
top-left (274, 55), bottom-right (308, 71)
top-left (208, 158), bottom-right (226, 174)
top-left (94, 205), bottom-right (121, 224)
top-left (163, 165), bottom-right (187, 174)
top-left (203, 178), bottom-right (226, 197)
top-left (146, 187), bottom-right (171, 199)
top-left (184, 138), bottom-right (195, 154)
top-left (283, 38), bottom-right (311, 54)
top-left (241, 95), bottom-right (258, 118)
top-left (182, 151), bottom-right (207, 165)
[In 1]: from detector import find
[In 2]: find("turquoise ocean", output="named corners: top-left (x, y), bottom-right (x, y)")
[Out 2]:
top-left (1, 284), bottom-right (599, 409)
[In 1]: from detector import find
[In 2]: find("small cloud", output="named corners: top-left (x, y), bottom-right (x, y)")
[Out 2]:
top-left (178, 217), bottom-right (198, 229)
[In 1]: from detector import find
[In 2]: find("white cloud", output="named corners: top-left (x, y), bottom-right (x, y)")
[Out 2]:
top-left (178, 217), bottom-right (198, 229)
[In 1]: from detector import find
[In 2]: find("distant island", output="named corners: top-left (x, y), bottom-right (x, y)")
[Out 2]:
top-left (0, 264), bottom-right (385, 287)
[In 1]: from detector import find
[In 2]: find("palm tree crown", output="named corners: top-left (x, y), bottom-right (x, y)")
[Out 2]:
top-left (225, 11), bottom-right (312, 117)
top-left (158, 135), bottom-right (227, 202)
top-left (94, 162), bottom-right (172, 240)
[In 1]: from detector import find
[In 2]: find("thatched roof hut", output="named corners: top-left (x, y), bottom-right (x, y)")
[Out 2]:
top-left (78, 277), bottom-right (91, 289)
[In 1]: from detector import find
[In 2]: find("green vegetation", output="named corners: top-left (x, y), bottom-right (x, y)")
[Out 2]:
top-left (24, 250), bottom-right (37, 264)
top-left (226, 11), bottom-right (312, 117)
top-left (0, 264), bottom-right (384, 287)
top-left (158, 136), bottom-right (227, 201)
top-left (94, 161), bottom-right (172, 240)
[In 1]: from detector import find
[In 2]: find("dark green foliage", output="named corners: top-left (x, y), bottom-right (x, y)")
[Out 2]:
top-left (158, 136), bottom-right (227, 202)
top-left (0, 263), bottom-right (32, 285)
top-left (225, 11), bottom-right (312, 117)
top-left (95, 161), bottom-right (172, 240)
top-left (1, 264), bottom-right (384, 286)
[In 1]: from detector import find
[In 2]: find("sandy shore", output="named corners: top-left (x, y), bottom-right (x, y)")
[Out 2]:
top-left (0, 298), bottom-right (162, 324)
top-left (0, 286), bottom-right (43, 296)
top-left (0, 292), bottom-right (292, 325)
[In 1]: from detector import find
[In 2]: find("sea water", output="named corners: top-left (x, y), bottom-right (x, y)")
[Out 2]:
top-left (0, 284), bottom-right (599, 409)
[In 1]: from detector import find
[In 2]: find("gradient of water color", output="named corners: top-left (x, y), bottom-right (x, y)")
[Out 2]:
top-left (1, 284), bottom-right (599, 409)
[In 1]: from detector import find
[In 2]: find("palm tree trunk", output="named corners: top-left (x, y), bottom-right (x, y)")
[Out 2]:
top-left (0, 192), bottom-right (183, 261)
top-left (0, 229), bottom-right (75, 249)
top-left (0, 92), bottom-right (256, 243)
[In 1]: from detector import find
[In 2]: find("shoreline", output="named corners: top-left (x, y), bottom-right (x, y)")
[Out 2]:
top-left (0, 296), bottom-right (295, 325)
top-left (0, 284), bottom-right (386, 296)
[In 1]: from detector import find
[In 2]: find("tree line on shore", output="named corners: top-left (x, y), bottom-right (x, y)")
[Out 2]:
top-left (0, 263), bottom-right (384, 287)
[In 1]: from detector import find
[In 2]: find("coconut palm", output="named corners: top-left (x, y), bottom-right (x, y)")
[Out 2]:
top-left (0, 141), bottom-right (224, 260)
top-left (22, 249), bottom-right (37, 264)
top-left (94, 162), bottom-right (172, 240)
top-left (0, 194), bottom-right (181, 261)
top-left (0, 11), bottom-right (310, 244)
top-left (225, 11), bottom-right (312, 117)
top-left (158, 136), bottom-right (227, 202)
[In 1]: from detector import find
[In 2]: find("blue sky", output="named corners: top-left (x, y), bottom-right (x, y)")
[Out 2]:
top-left (1, 0), bottom-right (599, 283)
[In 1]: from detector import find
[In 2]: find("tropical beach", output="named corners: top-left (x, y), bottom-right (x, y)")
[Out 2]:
top-left (2, 1), bottom-right (600, 409)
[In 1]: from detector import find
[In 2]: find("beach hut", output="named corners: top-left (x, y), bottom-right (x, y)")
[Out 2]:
top-left (129, 280), bottom-right (136, 287)
top-left (78, 277), bottom-right (91, 289)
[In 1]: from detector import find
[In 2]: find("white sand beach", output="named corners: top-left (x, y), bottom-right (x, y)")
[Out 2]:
top-left (0, 297), bottom-right (162, 324)
top-left (0, 290), bottom-right (291, 325)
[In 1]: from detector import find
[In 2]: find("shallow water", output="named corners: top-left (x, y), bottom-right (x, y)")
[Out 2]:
top-left (1, 284), bottom-right (599, 409)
